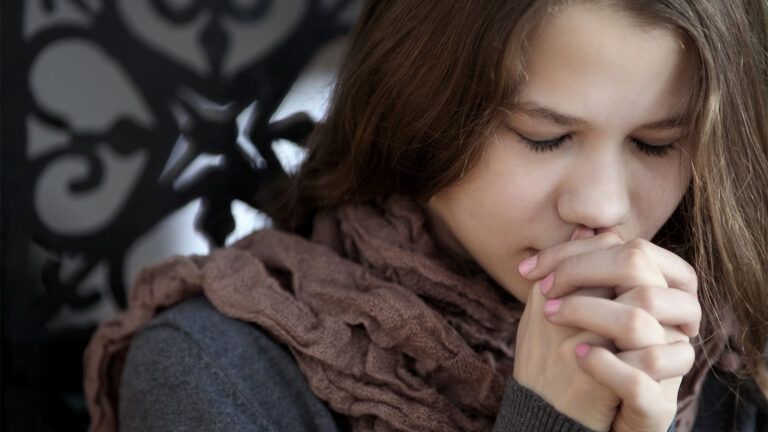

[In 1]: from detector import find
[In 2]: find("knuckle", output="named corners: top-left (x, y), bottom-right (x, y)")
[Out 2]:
top-left (622, 309), bottom-right (662, 346)
top-left (619, 247), bottom-right (649, 275)
top-left (643, 347), bottom-right (665, 376)
top-left (633, 286), bottom-right (659, 313)
top-left (622, 308), bottom-right (647, 337)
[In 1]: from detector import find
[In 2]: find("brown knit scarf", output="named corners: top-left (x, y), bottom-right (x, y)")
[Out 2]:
top-left (82, 195), bottom-right (732, 431)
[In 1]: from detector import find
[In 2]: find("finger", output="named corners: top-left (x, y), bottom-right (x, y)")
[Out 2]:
top-left (519, 232), bottom-right (623, 280)
top-left (619, 239), bottom-right (698, 296)
top-left (660, 325), bottom-right (690, 345)
top-left (523, 235), bottom-right (698, 298)
top-left (616, 341), bottom-right (695, 381)
top-left (540, 247), bottom-right (667, 299)
top-left (544, 296), bottom-right (667, 350)
top-left (615, 285), bottom-right (702, 337)
top-left (575, 345), bottom-right (671, 418)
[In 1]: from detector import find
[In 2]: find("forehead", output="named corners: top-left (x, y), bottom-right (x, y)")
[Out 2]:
top-left (515, 3), bottom-right (694, 127)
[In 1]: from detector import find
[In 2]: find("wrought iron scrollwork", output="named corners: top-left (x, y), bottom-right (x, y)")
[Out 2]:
top-left (2, 0), bottom-right (361, 429)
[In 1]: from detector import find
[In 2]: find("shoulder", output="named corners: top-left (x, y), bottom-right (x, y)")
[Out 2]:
top-left (119, 295), bottom-right (347, 432)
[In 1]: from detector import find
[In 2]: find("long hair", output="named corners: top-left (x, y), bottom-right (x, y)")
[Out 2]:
top-left (268, 0), bottom-right (768, 400)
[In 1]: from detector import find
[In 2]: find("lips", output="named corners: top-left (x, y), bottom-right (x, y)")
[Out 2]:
top-left (570, 226), bottom-right (596, 240)
top-left (526, 225), bottom-right (622, 257)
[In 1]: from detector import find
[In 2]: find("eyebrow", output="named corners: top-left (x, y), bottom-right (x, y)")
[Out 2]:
top-left (510, 102), bottom-right (687, 130)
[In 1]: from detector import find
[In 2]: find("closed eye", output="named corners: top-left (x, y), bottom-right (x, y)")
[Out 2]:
top-left (631, 138), bottom-right (676, 157)
top-left (516, 133), bottom-right (570, 152)
top-left (515, 132), bottom-right (677, 158)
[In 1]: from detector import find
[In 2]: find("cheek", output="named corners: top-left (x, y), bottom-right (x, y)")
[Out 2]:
top-left (632, 158), bottom-right (691, 237)
top-left (429, 177), bottom-right (539, 302)
top-left (427, 145), bottom-right (538, 254)
top-left (453, 146), bottom-right (554, 235)
top-left (477, 141), bottom-right (558, 208)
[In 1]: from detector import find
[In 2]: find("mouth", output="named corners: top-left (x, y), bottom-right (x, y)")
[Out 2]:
top-left (570, 225), bottom-right (596, 241)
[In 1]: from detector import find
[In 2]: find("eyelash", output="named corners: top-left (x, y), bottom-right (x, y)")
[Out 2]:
top-left (516, 134), bottom-right (675, 158)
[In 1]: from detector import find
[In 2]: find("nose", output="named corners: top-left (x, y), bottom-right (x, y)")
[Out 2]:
top-left (556, 151), bottom-right (631, 230)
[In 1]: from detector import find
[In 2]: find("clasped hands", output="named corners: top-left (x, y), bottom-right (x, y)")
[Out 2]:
top-left (512, 227), bottom-right (700, 432)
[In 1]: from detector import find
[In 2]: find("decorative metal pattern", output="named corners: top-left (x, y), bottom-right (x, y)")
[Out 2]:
top-left (1, 0), bottom-right (361, 429)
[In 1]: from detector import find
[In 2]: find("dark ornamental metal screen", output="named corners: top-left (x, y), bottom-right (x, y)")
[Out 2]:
top-left (1, 0), bottom-right (362, 430)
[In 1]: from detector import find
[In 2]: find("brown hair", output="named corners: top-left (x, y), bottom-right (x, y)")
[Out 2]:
top-left (268, 0), bottom-right (768, 400)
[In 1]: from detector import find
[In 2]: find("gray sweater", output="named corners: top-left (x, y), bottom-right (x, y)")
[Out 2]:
top-left (118, 296), bottom-right (765, 431)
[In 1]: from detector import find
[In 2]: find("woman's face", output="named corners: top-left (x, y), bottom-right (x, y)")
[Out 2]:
top-left (426, 4), bottom-right (694, 302)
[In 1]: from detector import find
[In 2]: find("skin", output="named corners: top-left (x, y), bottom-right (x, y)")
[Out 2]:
top-left (426, 3), bottom-right (701, 431)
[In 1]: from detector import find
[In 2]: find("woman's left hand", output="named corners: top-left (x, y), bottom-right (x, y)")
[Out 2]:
top-left (520, 232), bottom-right (701, 432)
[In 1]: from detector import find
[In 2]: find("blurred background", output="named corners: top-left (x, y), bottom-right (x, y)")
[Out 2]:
top-left (1, 0), bottom-right (363, 429)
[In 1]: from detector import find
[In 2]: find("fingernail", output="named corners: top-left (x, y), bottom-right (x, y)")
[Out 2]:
top-left (540, 273), bottom-right (554, 294)
top-left (543, 299), bottom-right (562, 315)
top-left (575, 343), bottom-right (592, 358)
top-left (518, 255), bottom-right (538, 276)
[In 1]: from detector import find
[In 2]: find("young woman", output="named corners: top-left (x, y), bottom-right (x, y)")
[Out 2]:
top-left (84, 1), bottom-right (768, 431)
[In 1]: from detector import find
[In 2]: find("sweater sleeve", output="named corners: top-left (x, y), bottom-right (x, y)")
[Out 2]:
top-left (118, 325), bottom-right (278, 432)
top-left (117, 297), bottom-right (346, 432)
top-left (492, 379), bottom-right (676, 432)
top-left (492, 378), bottom-right (594, 431)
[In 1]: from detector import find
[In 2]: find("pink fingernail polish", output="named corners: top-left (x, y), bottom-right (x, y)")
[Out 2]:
top-left (575, 343), bottom-right (592, 358)
top-left (544, 299), bottom-right (562, 315)
top-left (518, 255), bottom-right (538, 276)
top-left (540, 273), bottom-right (554, 294)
